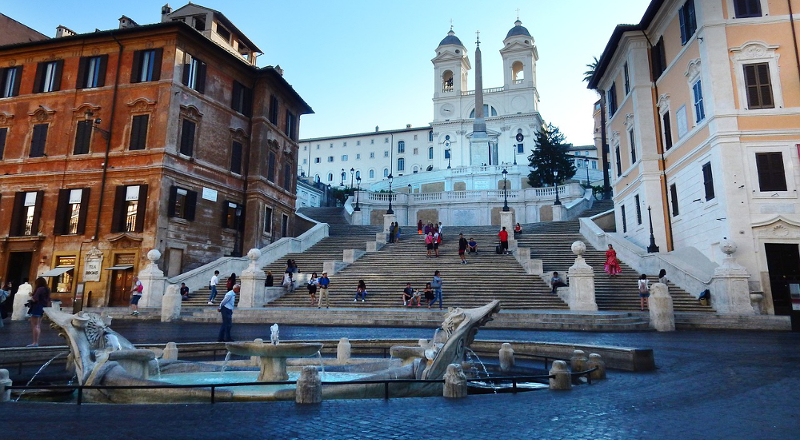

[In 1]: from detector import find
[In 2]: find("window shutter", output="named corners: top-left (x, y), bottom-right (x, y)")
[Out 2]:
top-left (180, 119), bottom-right (195, 156)
top-left (182, 61), bottom-right (190, 86)
top-left (679, 6), bottom-right (687, 44)
top-left (670, 184), bottom-right (679, 216)
top-left (151, 48), bottom-right (163, 81)
top-left (702, 163), bottom-right (715, 200)
top-left (186, 190), bottom-right (198, 221)
top-left (757, 64), bottom-right (773, 108)
top-left (134, 184), bottom-right (148, 232)
top-left (231, 141), bottom-right (242, 174)
top-left (9, 192), bottom-right (25, 236)
top-left (74, 120), bottom-right (92, 155)
top-left (30, 190), bottom-right (45, 235)
top-left (53, 189), bottom-right (70, 235)
top-left (231, 81), bottom-right (242, 111)
top-left (662, 113), bottom-right (673, 150)
top-left (76, 57), bottom-right (88, 89)
top-left (243, 86), bottom-right (253, 117)
top-left (0, 127), bottom-right (7, 160)
top-left (76, 188), bottom-right (90, 234)
top-left (130, 51), bottom-right (142, 83)
top-left (130, 114), bottom-right (148, 150)
top-left (32, 62), bottom-right (45, 93)
top-left (111, 186), bottom-right (126, 233)
top-left (167, 185), bottom-right (177, 217)
top-left (11, 66), bottom-right (22, 96)
top-left (96, 55), bottom-right (108, 87)
top-left (52, 60), bottom-right (63, 91)
top-left (196, 61), bottom-right (206, 94)
top-left (31, 124), bottom-right (48, 157)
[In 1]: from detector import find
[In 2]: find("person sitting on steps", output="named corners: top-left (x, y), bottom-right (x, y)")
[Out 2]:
top-left (468, 237), bottom-right (478, 253)
top-left (402, 282), bottom-right (420, 306)
top-left (550, 271), bottom-right (567, 294)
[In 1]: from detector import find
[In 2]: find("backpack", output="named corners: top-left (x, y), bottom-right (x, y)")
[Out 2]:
top-left (136, 282), bottom-right (144, 293)
top-left (0, 289), bottom-right (8, 304)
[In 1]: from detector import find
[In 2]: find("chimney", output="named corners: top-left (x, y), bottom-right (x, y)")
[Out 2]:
top-left (161, 4), bottom-right (172, 22)
top-left (55, 25), bottom-right (76, 38)
top-left (118, 16), bottom-right (139, 29)
top-left (274, 65), bottom-right (284, 76)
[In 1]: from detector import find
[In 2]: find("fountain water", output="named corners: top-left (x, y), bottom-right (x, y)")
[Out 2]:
top-left (153, 356), bottom-right (162, 380)
top-left (316, 351), bottom-right (326, 380)
top-left (15, 352), bottom-right (65, 401)
top-left (221, 352), bottom-right (232, 373)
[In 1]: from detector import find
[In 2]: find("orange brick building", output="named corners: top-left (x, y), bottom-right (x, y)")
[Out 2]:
top-left (0, 6), bottom-right (312, 307)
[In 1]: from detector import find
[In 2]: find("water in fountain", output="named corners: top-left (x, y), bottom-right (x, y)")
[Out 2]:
top-left (154, 356), bottom-right (162, 380)
top-left (221, 351), bottom-right (232, 373)
top-left (316, 351), bottom-right (326, 380)
top-left (15, 352), bottom-right (65, 401)
top-left (465, 348), bottom-right (496, 393)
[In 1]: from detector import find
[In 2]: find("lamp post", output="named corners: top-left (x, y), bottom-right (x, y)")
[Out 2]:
top-left (354, 176), bottom-right (361, 211)
top-left (502, 168), bottom-right (509, 211)
top-left (647, 206), bottom-right (660, 253)
top-left (446, 148), bottom-right (452, 169)
top-left (349, 167), bottom-right (354, 190)
top-left (326, 184), bottom-right (332, 207)
top-left (585, 159), bottom-right (590, 186)
top-left (387, 173), bottom-right (394, 214)
top-left (553, 169), bottom-right (562, 205)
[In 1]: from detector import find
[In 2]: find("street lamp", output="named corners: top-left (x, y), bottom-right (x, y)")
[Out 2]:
top-left (326, 184), bottom-right (332, 207)
top-left (647, 206), bottom-right (660, 253)
top-left (502, 168), bottom-right (509, 211)
top-left (584, 159), bottom-right (590, 186)
top-left (553, 169), bottom-right (562, 206)
top-left (354, 176), bottom-right (361, 211)
top-left (387, 173), bottom-right (394, 214)
top-left (350, 167), bottom-right (355, 190)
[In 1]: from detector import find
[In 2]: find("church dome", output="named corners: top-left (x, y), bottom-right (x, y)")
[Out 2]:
top-left (505, 19), bottom-right (531, 39)
top-left (438, 29), bottom-right (464, 47)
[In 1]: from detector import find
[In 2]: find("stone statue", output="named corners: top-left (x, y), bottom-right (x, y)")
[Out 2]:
top-left (270, 323), bottom-right (280, 345)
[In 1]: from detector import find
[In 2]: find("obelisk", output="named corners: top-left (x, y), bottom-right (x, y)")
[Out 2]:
top-left (470, 31), bottom-right (490, 166)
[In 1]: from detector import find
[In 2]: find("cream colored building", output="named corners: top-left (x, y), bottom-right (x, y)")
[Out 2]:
top-left (589, 0), bottom-right (800, 316)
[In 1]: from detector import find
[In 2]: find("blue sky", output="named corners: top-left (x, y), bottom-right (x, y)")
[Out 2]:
top-left (2, 0), bottom-right (650, 145)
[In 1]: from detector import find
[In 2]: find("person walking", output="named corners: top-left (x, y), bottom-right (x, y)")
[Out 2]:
top-left (394, 222), bottom-right (401, 243)
top-left (354, 280), bottom-right (367, 302)
top-left (604, 244), bottom-right (622, 277)
top-left (317, 272), bottom-right (331, 309)
top-left (307, 272), bottom-right (319, 306)
top-left (130, 276), bottom-right (143, 316)
top-left (417, 220), bottom-right (423, 235)
top-left (226, 273), bottom-right (236, 292)
top-left (282, 271), bottom-right (294, 292)
top-left (458, 233), bottom-right (468, 264)
top-left (217, 284), bottom-right (238, 342)
top-left (638, 274), bottom-right (650, 311)
top-left (430, 270), bottom-right (443, 310)
top-left (389, 222), bottom-right (396, 243)
top-left (438, 222), bottom-right (444, 243)
top-left (498, 227), bottom-right (509, 255)
top-left (28, 277), bottom-right (51, 347)
top-left (433, 231), bottom-right (441, 257)
top-left (425, 232), bottom-right (434, 258)
top-left (207, 270), bottom-right (220, 304)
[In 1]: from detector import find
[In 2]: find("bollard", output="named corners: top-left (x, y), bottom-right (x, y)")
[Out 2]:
top-left (499, 343), bottom-right (515, 372)
top-left (649, 283), bottom-right (676, 332)
top-left (443, 363), bottom-right (468, 398)
top-left (570, 349), bottom-right (588, 372)
top-left (549, 360), bottom-right (572, 391)
top-left (337, 338), bottom-right (351, 364)
top-left (162, 342), bottom-right (179, 361)
top-left (295, 366), bottom-right (322, 404)
top-left (587, 353), bottom-right (606, 381)
top-left (0, 369), bottom-right (11, 402)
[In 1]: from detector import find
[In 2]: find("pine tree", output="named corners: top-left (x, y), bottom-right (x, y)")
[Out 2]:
top-left (527, 123), bottom-right (576, 187)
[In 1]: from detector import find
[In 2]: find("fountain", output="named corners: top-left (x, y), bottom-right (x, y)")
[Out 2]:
top-left (225, 340), bottom-right (323, 381)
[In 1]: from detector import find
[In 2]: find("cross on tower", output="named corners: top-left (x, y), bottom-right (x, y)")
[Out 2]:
top-left (476, 30), bottom-right (480, 46)
top-left (516, 8), bottom-right (520, 20)
top-left (450, 18), bottom-right (453, 31)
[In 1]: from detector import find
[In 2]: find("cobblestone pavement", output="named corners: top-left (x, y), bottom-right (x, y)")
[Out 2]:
top-left (2, 320), bottom-right (800, 439)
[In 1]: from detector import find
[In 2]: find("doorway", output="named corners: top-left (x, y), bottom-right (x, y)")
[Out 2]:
top-left (764, 243), bottom-right (800, 315)
top-left (109, 269), bottom-right (133, 306)
top-left (5, 252), bottom-right (33, 293)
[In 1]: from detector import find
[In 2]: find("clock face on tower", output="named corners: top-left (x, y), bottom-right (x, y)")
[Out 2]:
top-left (440, 103), bottom-right (455, 116)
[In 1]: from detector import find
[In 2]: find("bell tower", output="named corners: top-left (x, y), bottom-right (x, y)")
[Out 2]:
top-left (432, 27), bottom-right (470, 121)
top-left (500, 19), bottom-right (538, 110)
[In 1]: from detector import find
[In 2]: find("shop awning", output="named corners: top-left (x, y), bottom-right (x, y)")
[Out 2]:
top-left (105, 265), bottom-right (134, 271)
top-left (40, 266), bottom-right (74, 277)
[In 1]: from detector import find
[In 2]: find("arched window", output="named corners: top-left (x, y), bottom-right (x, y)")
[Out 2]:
top-left (314, 174), bottom-right (320, 183)
top-left (428, 130), bottom-right (433, 142)
top-left (469, 105), bottom-right (498, 118)
top-left (512, 61), bottom-right (524, 82)
top-left (383, 168), bottom-right (389, 177)
top-left (327, 173), bottom-right (333, 182)
top-left (412, 165), bottom-right (419, 173)
top-left (428, 147), bottom-right (434, 160)
top-left (355, 170), bottom-right (361, 179)
top-left (397, 158), bottom-right (405, 171)
top-left (442, 70), bottom-right (454, 92)
top-left (369, 169), bottom-right (375, 179)
top-left (397, 141), bottom-right (405, 153)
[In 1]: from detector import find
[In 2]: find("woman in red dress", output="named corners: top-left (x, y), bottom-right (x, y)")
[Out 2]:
top-left (604, 244), bottom-right (622, 276)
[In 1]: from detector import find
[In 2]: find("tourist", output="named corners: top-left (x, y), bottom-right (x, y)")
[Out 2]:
top-left (498, 227), bottom-right (509, 255)
top-left (317, 272), bottom-right (331, 309)
top-left (422, 282), bottom-right (434, 308)
top-left (604, 244), bottom-right (622, 277)
top-left (425, 232), bottom-right (434, 258)
top-left (354, 280), bottom-right (367, 302)
top-left (265, 271), bottom-right (274, 287)
top-left (282, 272), bottom-right (294, 292)
top-left (389, 222), bottom-right (396, 243)
top-left (433, 231), bottom-right (441, 257)
top-left (468, 237), bottom-right (478, 253)
top-left (207, 270), bottom-right (220, 304)
top-left (514, 223), bottom-right (522, 238)
top-left (394, 222), bottom-right (400, 243)
top-left (28, 277), bottom-right (51, 347)
top-left (180, 282), bottom-right (190, 300)
top-left (217, 284), bottom-right (238, 342)
top-left (458, 233), bottom-right (468, 264)
top-left (307, 272), bottom-right (318, 306)
top-left (130, 275), bottom-right (143, 316)
top-left (430, 270), bottom-right (443, 309)
top-left (226, 272), bottom-right (236, 292)
top-left (0, 280), bottom-right (9, 328)
top-left (438, 222), bottom-right (444, 242)
top-left (417, 219), bottom-right (423, 234)
top-left (638, 274), bottom-right (650, 311)
top-left (402, 282), bottom-right (419, 306)
top-left (658, 269), bottom-right (668, 285)
top-left (550, 272), bottom-right (567, 294)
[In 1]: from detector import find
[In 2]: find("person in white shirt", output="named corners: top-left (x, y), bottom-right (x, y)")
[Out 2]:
top-left (217, 284), bottom-right (238, 342)
top-left (638, 274), bottom-right (650, 311)
top-left (207, 270), bottom-right (220, 305)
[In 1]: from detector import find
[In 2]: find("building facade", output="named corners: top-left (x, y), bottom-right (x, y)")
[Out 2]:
top-left (589, 0), bottom-right (800, 315)
top-left (0, 5), bottom-right (311, 307)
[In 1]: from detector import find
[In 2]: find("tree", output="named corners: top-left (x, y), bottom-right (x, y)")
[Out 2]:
top-left (527, 123), bottom-right (576, 187)
top-left (583, 56), bottom-right (599, 84)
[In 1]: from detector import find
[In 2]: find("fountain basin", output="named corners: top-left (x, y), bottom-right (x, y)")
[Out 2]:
top-left (225, 342), bottom-right (323, 382)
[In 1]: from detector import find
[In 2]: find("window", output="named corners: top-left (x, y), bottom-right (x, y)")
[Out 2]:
top-left (131, 49), bottom-right (162, 83)
top-left (607, 83), bottom-right (618, 116)
top-left (329, 143), bottom-right (333, 148)
top-left (264, 206), bottom-right (273, 233)
top-left (343, 142), bottom-right (347, 147)
top-left (384, 151), bottom-right (389, 158)
top-left (620, 205), bottom-right (627, 233)
top-left (517, 143), bottom-right (524, 154)
top-left (182, 54), bottom-right (206, 93)
top-left (222, 201), bottom-right (244, 230)
top-left (369, 169), bottom-right (375, 178)
top-left (385, 137), bottom-right (389, 143)
top-left (168, 186), bottom-right (197, 221)
top-left (129, 114), bottom-right (149, 150)
top-left (327, 156), bottom-right (334, 163)
top-left (429, 131), bottom-right (433, 142)
top-left (628, 129), bottom-right (636, 164)
top-left (231, 81), bottom-right (253, 116)
top-left (268, 152), bottom-right (276, 182)
top-left (634, 194), bottom-right (642, 225)
top-left (702, 162), bottom-right (715, 200)
top-left (283, 163), bottom-right (292, 190)
top-left (0, 127), bottom-right (6, 160)
top-left (623, 63), bottom-right (630, 95)
top-left (112, 185), bottom-right (147, 233)
top-left (370, 152), bottom-right (375, 159)
top-left (230, 141), bottom-right (242, 174)
top-left (356, 153), bottom-right (361, 159)
top-left (285, 110), bottom-right (297, 140)
top-left (469, 105), bottom-right (498, 118)
top-left (30, 124), bottom-right (48, 158)
top-left (341, 155), bottom-right (348, 161)
top-left (269, 95), bottom-right (279, 125)
top-left (444, 149), bottom-right (451, 159)
top-left (281, 214), bottom-right (289, 237)
top-left (733, 0), bottom-right (762, 18)
top-left (669, 184), bottom-right (679, 216)
top-left (357, 140), bottom-right (361, 146)
top-left (615, 145), bottom-right (622, 176)
top-left (383, 168), bottom-right (389, 177)
top-left (428, 147), bottom-right (434, 160)
top-left (755, 152), bottom-right (787, 191)
top-left (692, 80), bottom-right (705, 122)
top-left (179, 119), bottom-right (196, 156)
top-left (33, 60), bottom-right (63, 93)
top-left (651, 37), bottom-right (667, 80)
top-left (414, 135), bottom-right (418, 140)
top-left (371, 139), bottom-right (375, 145)
top-left (76, 55), bottom-right (107, 89)
top-left (10, 191), bottom-right (43, 236)
top-left (0, 66), bottom-right (22, 98)
top-left (327, 173), bottom-right (333, 182)
top-left (397, 158), bottom-right (405, 171)
top-left (412, 148), bottom-right (418, 155)
top-left (743, 63), bottom-right (774, 109)
top-left (314, 157), bottom-right (320, 164)
top-left (73, 120), bottom-right (93, 155)
top-left (679, 0), bottom-right (697, 45)
top-left (398, 141), bottom-right (405, 153)
top-left (355, 170), bottom-right (360, 179)
top-left (661, 112), bottom-right (673, 150)
top-left (216, 25), bottom-right (231, 42)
